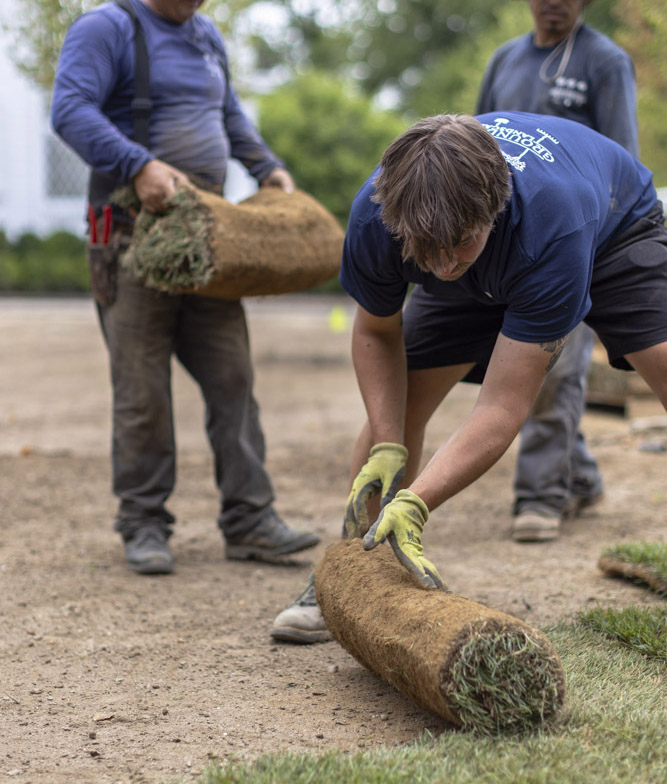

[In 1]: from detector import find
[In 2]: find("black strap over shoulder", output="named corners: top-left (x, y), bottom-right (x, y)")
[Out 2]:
top-left (115, 0), bottom-right (152, 147)
top-left (88, 0), bottom-right (151, 211)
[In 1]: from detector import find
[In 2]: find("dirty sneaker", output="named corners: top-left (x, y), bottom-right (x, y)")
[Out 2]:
top-left (124, 524), bottom-right (174, 574)
top-left (512, 508), bottom-right (561, 542)
top-left (270, 574), bottom-right (332, 644)
top-left (225, 514), bottom-right (320, 563)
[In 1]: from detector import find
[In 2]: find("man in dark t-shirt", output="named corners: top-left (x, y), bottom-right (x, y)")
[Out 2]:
top-left (273, 111), bottom-right (667, 629)
top-left (338, 112), bottom-right (665, 589)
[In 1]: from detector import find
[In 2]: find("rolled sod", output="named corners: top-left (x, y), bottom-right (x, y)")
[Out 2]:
top-left (315, 540), bottom-right (566, 734)
top-left (115, 184), bottom-right (344, 298)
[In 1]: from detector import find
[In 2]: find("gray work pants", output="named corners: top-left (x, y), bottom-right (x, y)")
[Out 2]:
top-left (513, 322), bottom-right (603, 517)
top-left (98, 269), bottom-right (275, 541)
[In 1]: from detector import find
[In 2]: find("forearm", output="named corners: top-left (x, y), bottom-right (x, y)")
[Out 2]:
top-left (50, 13), bottom-right (152, 181)
top-left (410, 332), bottom-right (550, 510)
top-left (224, 85), bottom-right (283, 182)
top-left (352, 311), bottom-right (407, 445)
top-left (410, 400), bottom-right (526, 510)
top-left (52, 94), bottom-right (152, 181)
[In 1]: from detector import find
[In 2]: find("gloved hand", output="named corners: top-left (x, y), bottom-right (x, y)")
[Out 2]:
top-left (344, 442), bottom-right (408, 539)
top-left (363, 489), bottom-right (445, 590)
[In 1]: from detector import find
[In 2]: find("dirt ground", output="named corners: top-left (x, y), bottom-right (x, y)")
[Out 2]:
top-left (0, 295), bottom-right (664, 784)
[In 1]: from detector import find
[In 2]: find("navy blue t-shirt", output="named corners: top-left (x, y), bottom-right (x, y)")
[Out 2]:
top-left (340, 112), bottom-right (656, 344)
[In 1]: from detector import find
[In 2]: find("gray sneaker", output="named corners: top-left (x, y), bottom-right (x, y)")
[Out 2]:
top-left (512, 509), bottom-right (561, 542)
top-left (270, 574), bottom-right (332, 644)
top-left (124, 525), bottom-right (174, 574)
top-left (225, 514), bottom-right (320, 563)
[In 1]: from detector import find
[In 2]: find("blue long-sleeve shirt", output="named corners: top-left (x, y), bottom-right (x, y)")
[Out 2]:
top-left (476, 24), bottom-right (638, 156)
top-left (51, 0), bottom-right (282, 188)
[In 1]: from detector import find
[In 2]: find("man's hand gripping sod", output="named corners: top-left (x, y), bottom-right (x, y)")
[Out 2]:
top-left (363, 489), bottom-right (445, 590)
top-left (344, 442), bottom-right (408, 539)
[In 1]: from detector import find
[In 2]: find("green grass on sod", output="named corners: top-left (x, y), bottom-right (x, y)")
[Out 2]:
top-left (181, 613), bottom-right (666, 784)
top-left (598, 541), bottom-right (667, 595)
top-left (578, 604), bottom-right (666, 660)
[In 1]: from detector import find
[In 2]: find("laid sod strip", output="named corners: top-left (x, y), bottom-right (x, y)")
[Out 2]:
top-left (111, 183), bottom-right (343, 298)
top-left (598, 540), bottom-right (667, 595)
top-left (315, 540), bottom-right (565, 734)
top-left (577, 604), bottom-right (666, 660)
top-left (194, 618), bottom-right (665, 784)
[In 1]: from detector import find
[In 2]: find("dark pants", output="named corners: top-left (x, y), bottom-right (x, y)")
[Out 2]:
top-left (513, 322), bottom-right (603, 516)
top-left (98, 268), bottom-right (275, 541)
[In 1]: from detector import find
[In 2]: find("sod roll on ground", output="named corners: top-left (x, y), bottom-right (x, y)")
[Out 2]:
top-left (315, 540), bottom-right (566, 734)
top-left (118, 184), bottom-right (344, 298)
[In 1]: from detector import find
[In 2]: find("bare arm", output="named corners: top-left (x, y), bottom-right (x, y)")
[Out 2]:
top-left (410, 332), bottom-right (569, 510)
top-left (352, 305), bottom-right (407, 445)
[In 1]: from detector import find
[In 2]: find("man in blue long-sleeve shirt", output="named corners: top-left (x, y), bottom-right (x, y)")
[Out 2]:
top-left (51, 0), bottom-right (320, 574)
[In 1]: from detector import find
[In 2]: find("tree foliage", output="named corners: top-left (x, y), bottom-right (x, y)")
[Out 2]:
top-left (257, 71), bottom-right (406, 225)
top-left (6, 0), bottom-right (254, 90)
top-left (613, 0), bottom-right (667, 184)
top-left (408, 2), bottom-right (533, 118)
top-left (8, 0), bottom-right (667, 187)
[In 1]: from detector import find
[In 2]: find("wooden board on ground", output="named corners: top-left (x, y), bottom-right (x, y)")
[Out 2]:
top-left (587, 337), bottom-right (661, 417)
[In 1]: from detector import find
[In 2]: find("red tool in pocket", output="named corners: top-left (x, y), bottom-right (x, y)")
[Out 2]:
top-left (87, 204), bottom-right (118, 307)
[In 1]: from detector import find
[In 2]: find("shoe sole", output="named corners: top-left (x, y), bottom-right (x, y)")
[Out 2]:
top-left (270, 626), bottom-right (333, 644)
top-left (225, 533), bottom-right (320, 562)
top-left (512, 527), bottom-right (559, 542)
top-left (127, 558), bottom-right (174, 575)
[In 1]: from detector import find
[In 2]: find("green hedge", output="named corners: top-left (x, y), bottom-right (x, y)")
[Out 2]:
top-left (0, 229), bottom-right (89, 293)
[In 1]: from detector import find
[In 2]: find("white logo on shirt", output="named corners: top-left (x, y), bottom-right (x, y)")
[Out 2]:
top-left (550, 77), bottom-right (589, 108)
top-left (203, 52), bottom-right (222, 81)
top-left (482, 118), bottom-right (560, 172)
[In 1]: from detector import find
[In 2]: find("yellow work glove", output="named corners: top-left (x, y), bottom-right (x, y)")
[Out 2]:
top-left (344, 442), bottom-right (408, 539)
top-left (363, 489), bottom-right (445, 590)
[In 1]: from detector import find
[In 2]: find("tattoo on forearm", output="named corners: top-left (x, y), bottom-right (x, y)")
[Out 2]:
top-left (540, 337), bottom-right (568, 372)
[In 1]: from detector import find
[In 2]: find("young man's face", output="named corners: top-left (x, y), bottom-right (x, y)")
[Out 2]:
top-left (144, 0), bottom-right (204, 24)
top-left (430, 225), bottom-right (493, 282)
top-left (529, 0), bottom-right (584, 46)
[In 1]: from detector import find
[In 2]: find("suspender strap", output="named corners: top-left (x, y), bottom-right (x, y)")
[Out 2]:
top-left (88, 0), bottom-right (151, 211)
top-left (115, 0), bottom-right (151, 148)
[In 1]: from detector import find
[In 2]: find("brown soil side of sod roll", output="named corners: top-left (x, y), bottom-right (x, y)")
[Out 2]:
top-left (315, 540), bottom-right (566, 733)
top-left (120, 184), bottom-right (344, 299)
top-left (199, 187), bottom-right (344, 299)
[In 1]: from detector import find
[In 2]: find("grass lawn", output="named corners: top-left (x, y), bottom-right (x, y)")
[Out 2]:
top-left (185, 611), bottom-right (666, 784)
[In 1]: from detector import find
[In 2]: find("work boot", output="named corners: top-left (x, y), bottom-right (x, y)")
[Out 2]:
top-left (124, 524), bottom-right (174, 574)
top-left (270, 573), bottom-right (332, 644)
top-left (225, 513), bottom-right (320, 563)
top-left (512, 508), bottom-right (561, 542)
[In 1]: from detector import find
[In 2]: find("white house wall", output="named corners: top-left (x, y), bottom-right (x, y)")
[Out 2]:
top-left (0, 2), bottom-right (88, 240)
top-left (0, 0), bottom-right (256, 241)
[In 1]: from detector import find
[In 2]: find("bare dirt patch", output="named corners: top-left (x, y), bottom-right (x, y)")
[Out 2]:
top-left (0, 296), bottom-right (664, 783)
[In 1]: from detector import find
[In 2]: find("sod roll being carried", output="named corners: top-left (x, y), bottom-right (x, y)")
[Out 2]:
top-left (315, 540), bottom-right (566, 734)
top-left (118, 184), bottom-right (344, 299)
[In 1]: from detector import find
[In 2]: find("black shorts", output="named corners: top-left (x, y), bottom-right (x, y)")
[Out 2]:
top-left (403, 201), bottom-right (667, 380)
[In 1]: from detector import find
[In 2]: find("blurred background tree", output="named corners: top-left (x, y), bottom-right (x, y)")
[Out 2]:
top-left (257, 70), bottom-right (405, 224)
top-left (614, 0), bottom-right (667, 187)
top-left (7, 0), bottom-right (667, 185)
